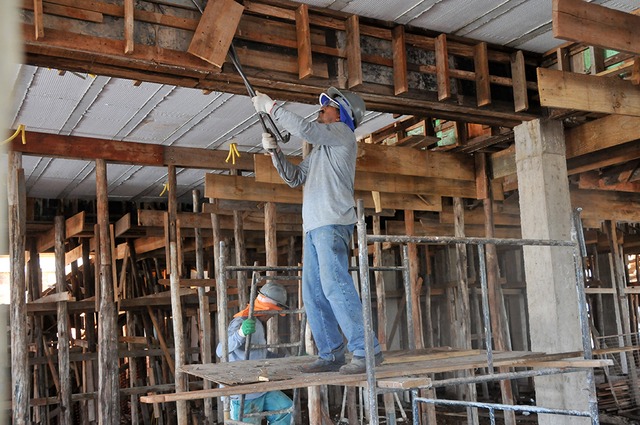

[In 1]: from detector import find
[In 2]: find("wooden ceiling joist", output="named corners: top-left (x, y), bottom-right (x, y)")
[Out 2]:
top-left (20, 0), bottom-right (540, 126)
top-left (537, 68), bottom-right (640, 116)
top-left (553, 0), bottom-right (640, 56)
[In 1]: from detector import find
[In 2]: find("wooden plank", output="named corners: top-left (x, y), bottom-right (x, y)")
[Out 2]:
top-left (346, 14), bottom-right (362, 88)
top-left (295, 4), bottom-right (313, 79)
top-left (256, 144), bottom-right (475, 181)
top-left (474, 42), bottom-right (491, 107)
top-left (187, 0), bottom-right (244, 68)
top-left (565, 114), bottom-right (640, 158)
top-left (34, 0), bottom-right (44, 39)
top-left (124, 0), bottom-right (134, 54)
top-left (572, 189), bottom-right (640, 223)
top-left (254, 157), bottom-right (477, 198)
top-left (435, 34), bottom-right (451, 101)
top-left (439, 206), bottom-right (521, 227)
top-left (11, 131), bottom-right (254, 170)
top-left (392, 25), bottom-right (408, 95)
top-left (556, 46), bottom-right (571, 71)
top-left (32, 291), bottom-right (75, 303)
top-left (510, 50), bottom-right (528, 112)
top-left (537, 68), bottom-right (640, 116)
top-left (578, 171), bottom-right (640, 193)
top-left (553, 0), bottom-right (640, 55)
top-left (22, 0), bottom-right (103, 23)
top-left (37, 211), bottom-right (86, 252)
top-left (142, 350), bottom-right (543, 402)
top-left (377, 376), bottom-right (431, 389)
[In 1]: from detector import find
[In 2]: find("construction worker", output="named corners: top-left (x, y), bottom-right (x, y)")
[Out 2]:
top-left (252, 87), bottom-right (383, 375)
top-left (216, 282), bottom-right (293, 424)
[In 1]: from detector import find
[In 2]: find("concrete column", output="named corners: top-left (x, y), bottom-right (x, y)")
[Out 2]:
top-left (514, 119), bottom-right (590, 424)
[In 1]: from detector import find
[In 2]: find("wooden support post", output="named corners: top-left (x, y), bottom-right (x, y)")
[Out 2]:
top-left (589, 46), bottom-right (605, 74)
top-left (124, 0), bottom-right (134, 54)
top-left (474, 42), bottom-right (491, 107)
top-left (264, 201), bottom-right (280, 349)
top-left (510, 50), bottom-right (528, 112)
top-left (167, 165), bottom-right (188, 423)
top-left (192, 190), bottom-right (214, 423)
top-left (346, 15), bottom-right (362, 88)
top-left (404, 210), bottom-right (424, 349)
top-left (605, 220), bottom-right (640, 405)
top-left (556, 46), bottom-right (571, 71)
top-left (435, 34), bottom-right (451, 101)
top-left (295, 4), bottom-right (313, 79)
top-left (9, 151), bottom-right (29, 425)
top-left (452, 198), bottom-right (479, 425)
top-left (33, 0), bottom-right (44, 39)
top-left (55, 216), bottom-right (72, 424)
top-left (392, 25), bottom-right (408, 95)
top-left (476, 153), bottom-right (516, 425)
top-left (373, 215), bottom-right (396, 424)
top-left (96, 158), bottom-right (120, 424)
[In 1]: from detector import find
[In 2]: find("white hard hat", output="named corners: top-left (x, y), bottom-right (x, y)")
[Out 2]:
top-left (258, 282), bottom-right (288, 308)
top-left (319, 87), bottom-right (366, 128)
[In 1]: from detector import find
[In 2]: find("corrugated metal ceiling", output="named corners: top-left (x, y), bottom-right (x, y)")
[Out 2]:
top-left (9, 0), bottom-right (638, 202)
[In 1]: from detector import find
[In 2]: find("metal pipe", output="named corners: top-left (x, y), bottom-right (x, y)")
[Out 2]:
top-left (477, 245), bottom-right (494, 371)
top-left (413, 396), bottom-right (593, 418)
top-left (356, 199), bottom-right (379, 425)
top-left (402, 244), bottom-right (416, 351)
top-left (366, 234), bottom-right (575, 247)
top-left (238, 269), bottom-right (260, 422)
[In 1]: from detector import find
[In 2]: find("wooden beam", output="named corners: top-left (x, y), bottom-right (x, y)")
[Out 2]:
top-left (553, 0), bottom-right (640, 55)
top-left (187, 0), bottom-right (244, 68)
top-left (435, 34), bottom-right (451, 101)
top-left (205, 173), bottom-right (442, 211)
top-left (474, 42), bottom-right (491, 107)
top-left (571, 189), bottom-right (640, 223)
top-left (37, 211), bottom-right (86, 252)
top-left (346, 15), bottom-right (362, 88)
top-left (578, 171), bottom-right (640, 193)
top-left (11, 131), bottom-right (255, 170)
top-left (392, 25), bottom-right (408, 95)
top-left (295, 4), bottom-right (313, 79)
top-left (33, 0), bottom-right (44, 39)
top-left (257, 144), bottom-right (475, 181)
top-left (565, 114), bottom-right (640, 158)
top-left (537, 68), bottom-right (640, 116)
top-left (55, 216), bottom-right (72, 425)
top-left (510, 51), bottom-right (528, 112)
top-left (123, 0), bottom-right (134, 54)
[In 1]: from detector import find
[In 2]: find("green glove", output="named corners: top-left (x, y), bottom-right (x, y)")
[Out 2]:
top-left (240, 318), bottom-right (256, 337)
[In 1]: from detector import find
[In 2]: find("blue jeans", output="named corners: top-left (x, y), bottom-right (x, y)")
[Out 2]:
top-left (230, 391), bottom-right (292, 424)
top-left (303, 224), bottom-right (381, 359)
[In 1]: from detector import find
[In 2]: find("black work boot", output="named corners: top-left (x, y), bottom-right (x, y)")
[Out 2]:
top-left (339, 352), bottom-right (384, 375)
top-left (300, 357), bottom-right (345, 373)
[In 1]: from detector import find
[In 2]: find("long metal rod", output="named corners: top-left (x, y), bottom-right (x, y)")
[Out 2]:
top-left (402, 244), bottom-right (416, 351)
top-left (356, 199), bottom-right (379, 425)
top-left (238, 270), bottom-right (260, 422)
top-left (366, 234), bottom-right (575, 247)
top-left (477, 245), bottom-right (494, 371)
top-left (570, 209), bottom-right (600, 425)
top-left (414, 396), bottom-right (594, 418)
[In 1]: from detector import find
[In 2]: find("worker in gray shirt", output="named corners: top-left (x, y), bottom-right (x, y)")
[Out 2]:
top-left (252, 87), bottom-right (383, 374)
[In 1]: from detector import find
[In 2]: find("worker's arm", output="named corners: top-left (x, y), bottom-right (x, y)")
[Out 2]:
top-left (270, 149), bottom-right (309, 188)
top-left (273, 106), bottom-right (353, 147)
top-left (215, 317), bottom-right (246, 359)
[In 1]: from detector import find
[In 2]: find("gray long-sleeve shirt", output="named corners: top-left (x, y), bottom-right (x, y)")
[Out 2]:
top-left (215, 316), bottom-right (267, 401)
top-left (270, 105), bottom-right (357, 233)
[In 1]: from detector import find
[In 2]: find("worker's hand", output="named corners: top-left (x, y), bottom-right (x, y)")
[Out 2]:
top-left (239, 318), bottom-right (256, 337)
top-left (262, 132), bottom-right (278, 151)
top-left (252, 91), bottom-right (275, 114)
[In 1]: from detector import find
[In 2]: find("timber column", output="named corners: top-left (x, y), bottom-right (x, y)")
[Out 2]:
top-left (514, 119), bottom-right (590, 424)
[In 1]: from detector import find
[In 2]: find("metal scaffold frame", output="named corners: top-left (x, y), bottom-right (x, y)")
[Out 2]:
top-left (353, 200), bottom-right (601, 425)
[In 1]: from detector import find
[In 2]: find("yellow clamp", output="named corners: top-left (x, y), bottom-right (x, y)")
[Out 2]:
top-left (225, 142), bottom-right (241, 165)
top-left (159, 182), bottom-right (169, 196)
top-left (2, 124), bottom-right (26, 146)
